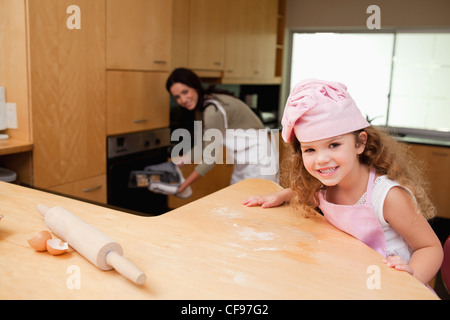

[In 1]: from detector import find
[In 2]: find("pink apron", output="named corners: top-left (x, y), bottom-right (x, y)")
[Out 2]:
top-left (318, 168), bottom-right (387, 257)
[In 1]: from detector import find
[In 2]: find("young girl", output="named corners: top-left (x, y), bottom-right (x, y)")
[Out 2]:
top-left (243, 79), bottom-right (443, 286)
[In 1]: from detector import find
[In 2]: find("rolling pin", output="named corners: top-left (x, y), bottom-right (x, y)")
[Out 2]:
top-left (37, 204), bottom-right (146, 285)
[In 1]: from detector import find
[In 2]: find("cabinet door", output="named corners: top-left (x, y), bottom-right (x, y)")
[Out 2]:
top-left (224, 0), bottom-right (277, 81)
top-left (29, 0), bottom-right (106, 188)
top-left (106, 71), bottom-right (170, 135)
top-left (49, 175), bottom-right (107, 204)
top-left (409, 144), bottom-right (450, 219)
top-left (223, 0), bottom-right (253, 78)
top-left (188, 0), bottom-right (226, 71)
top-left (106, 0), bottom-right (172, 71)
top-left (252, 0), bottom-right (278, 79)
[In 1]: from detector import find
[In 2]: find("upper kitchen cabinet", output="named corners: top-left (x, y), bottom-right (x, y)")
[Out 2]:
top-left (106, 71), bottom-right (170, 135)
top-left (106, 0), bottom-right (172, 71)
top-left (171, 0), bottom-right (227, 76)
top-left (187, 0), bottom-right (226, 72)
top-left (28, 0), bottom-right (107, 202)
top-left (172, 0), bottom-right (280, 83)
top-left (223, 0), bottom-right (279, 83)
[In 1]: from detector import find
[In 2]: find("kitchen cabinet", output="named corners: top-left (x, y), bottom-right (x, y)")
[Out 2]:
top-left (275, 0), bottom-right (286, 78)
top-left (28, 0), bottom-right (106, 203)
top-left (172, 0), bottom-right (280, 82)
top-left (48, 175), bottom-right (107, 204)
top-left (106, 0), bottom-right (172, 136)
top-left (106, 0), bottom-right (172, 71)
top-left (223, 0), bottom-right (278, 82)
top-left (0, 0), bottom-right (33, 184)
top-left (187, 0), bottom-right (226, 72)
top-left (106, 71), bottom-right (170, 136)
top-left (408, 143), bottom-right (450, 219)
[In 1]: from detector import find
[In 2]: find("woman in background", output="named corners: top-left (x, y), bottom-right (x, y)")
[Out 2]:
top-left (166, 68), bottom-right (278, 194)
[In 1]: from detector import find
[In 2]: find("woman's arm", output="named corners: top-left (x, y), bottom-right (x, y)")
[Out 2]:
top-left (383, 187), bottom-right (443, 284)
top-left (177, 170), bottom-right (201, 193)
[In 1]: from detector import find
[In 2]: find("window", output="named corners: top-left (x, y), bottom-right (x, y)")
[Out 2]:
top-left (389, 33), bottom-right (450, 132)
top-left (289, 31), bottom-right (450, 133)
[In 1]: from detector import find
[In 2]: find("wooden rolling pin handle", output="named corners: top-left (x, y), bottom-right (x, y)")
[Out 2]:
top-left (106, 250), bottom-right (146, 285)
top-left (37, 203), bottom-right (50, 217)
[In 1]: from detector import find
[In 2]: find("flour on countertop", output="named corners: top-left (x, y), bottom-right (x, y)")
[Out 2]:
top-left (224, 270), bottom-right (253, 285)
top-left (211, 206), bottom-right (242, 218)
top-left (238, 227), bottom-right (276, 241)
top-left (253, 247), bottom-right (279, 251)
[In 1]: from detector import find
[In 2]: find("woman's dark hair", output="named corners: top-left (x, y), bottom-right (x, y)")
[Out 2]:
top-left (166, 68), bottom-right (234, 110)
top-left (166, 68), bottom-right (202, 94)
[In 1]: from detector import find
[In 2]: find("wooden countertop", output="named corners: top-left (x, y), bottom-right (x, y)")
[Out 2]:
top-left (0, 138), bottom-right (33, 156)
top-left (0, 179), bottom-right (438, 300)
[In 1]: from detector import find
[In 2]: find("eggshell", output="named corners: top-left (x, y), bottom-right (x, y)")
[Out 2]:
top-left (27, 230), bottom-right (52, 251)
top-left (46, 238), bottom-right (69, 255)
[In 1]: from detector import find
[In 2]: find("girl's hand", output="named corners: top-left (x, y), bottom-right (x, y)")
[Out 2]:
top-left (242, 189), bottom-right (295, 208)
top-left (242, 194), bottom-right (284, 208)
top-left (383, 255), bottom-right (414, 275)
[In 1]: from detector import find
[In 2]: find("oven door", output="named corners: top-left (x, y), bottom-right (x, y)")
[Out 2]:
top-left (107, 128), bottom-right (171, 216)
top-left (107, 148), bottom-right (169, 216)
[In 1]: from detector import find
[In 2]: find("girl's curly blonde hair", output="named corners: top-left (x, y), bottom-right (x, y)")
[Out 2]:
top-left (281, 126), bottom-right (436, 219)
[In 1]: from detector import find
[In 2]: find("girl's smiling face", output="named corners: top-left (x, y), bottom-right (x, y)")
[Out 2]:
top-left (300, 132), bottom-right (367, 187)
top-left (170, 82), bottom-right (199, 111)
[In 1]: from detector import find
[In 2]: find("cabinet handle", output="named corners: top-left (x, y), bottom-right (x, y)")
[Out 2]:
top-left (432, 151), bottom-right (449, 157)
top-left (82, 185), bottom-right (102, 193)
top-left (153, 60), bottom-right (167, 64)
top-left (133, 119), bottom-right (149, 124)
top-left (213, 62), bottom-right (222, 66)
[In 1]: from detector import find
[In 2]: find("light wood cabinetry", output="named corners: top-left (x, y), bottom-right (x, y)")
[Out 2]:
top-left (188, 0), bottom-right (226, 71)
top-left (106, 0), bottom-right (172, 71)
top-left (48, 174), bottom-right (107, 204)
top-left (223, 0), bottom-right (278, 82)
top-left (172, 0), bottom-right (281, 83)
top-left (0, 0), bottom-right (31, 143)
top-left (408, 144), bottom-right (450, 219)
top-left (410, 144), bottom-right (450, 219)
top-left (171, 0), bottom-right (189, 69)
top-left (105, 0), bottom-right (172, 136)
top-left (275, 0), bottom-right (286, 78)
top-left (28, 0), bottom-right (106, 203)
top-left (0, 0), bottom-right (33, 184)
top-left (106, 71), bottom-right (170, 135)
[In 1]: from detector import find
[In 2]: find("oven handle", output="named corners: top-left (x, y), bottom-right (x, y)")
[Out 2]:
top-left (82, 185), bottom-right (103, 193)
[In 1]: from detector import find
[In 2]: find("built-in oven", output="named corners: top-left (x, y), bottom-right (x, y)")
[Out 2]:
top-left (107, 128), bottom-right (171, 216)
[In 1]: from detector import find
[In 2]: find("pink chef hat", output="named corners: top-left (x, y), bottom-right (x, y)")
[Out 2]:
top-left (281, 79), bottom-right (370, 143)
